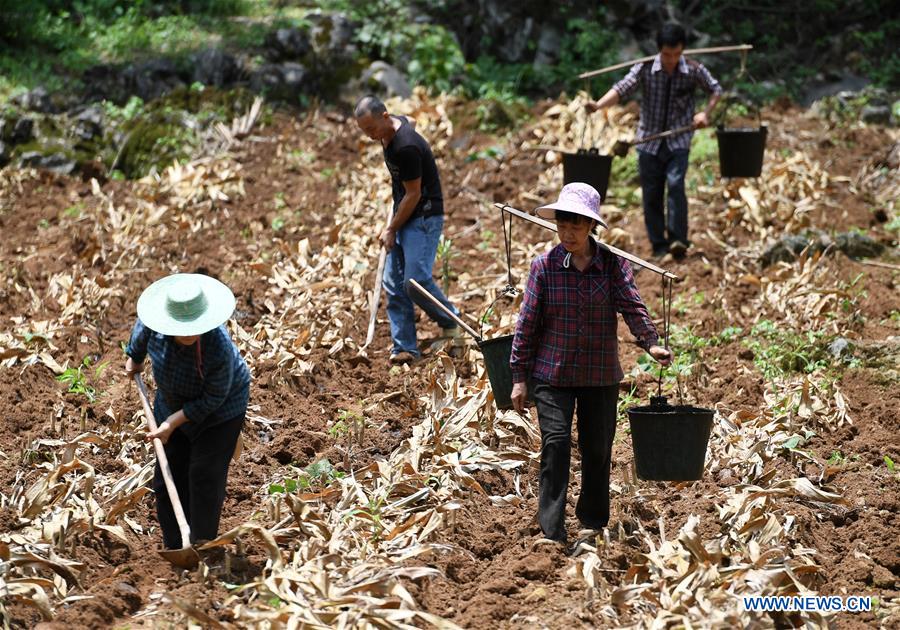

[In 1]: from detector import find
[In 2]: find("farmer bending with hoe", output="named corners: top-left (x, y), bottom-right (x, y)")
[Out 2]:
top-left (125, 273), bottom-right (250, 549)
top-left (510, 183), bottom-right (672, 544)
top-left (354, 95), bottom-right (461, 364)
top-left (587, 23), bottom-right (722, 259)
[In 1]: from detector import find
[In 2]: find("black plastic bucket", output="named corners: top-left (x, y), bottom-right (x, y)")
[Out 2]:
top-left (562, 149), bottom-right (612, 200)
top-left (627, 403), bottom-right (715, 480)
top-left (479, 334), bottom-right (515, 409)
top-left (716, 125), bottom-right (767, 178)
top-left (479, 333), bottom-right (535, 410)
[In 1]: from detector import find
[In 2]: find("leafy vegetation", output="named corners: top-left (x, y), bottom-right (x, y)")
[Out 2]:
top-left (56, 355), bottom-right (108, 403)
top-left (683, 0), bottom-right (899, 94)
top-left (1, 0), bottom-right (896, 105)
top-left (436, 235), bottom-right (457, 294)
top-left (267, 457), bottom-right (345, 494)
top-left (741, 320), bottom-right (855, 380)
top-left (0, 0), bottom-right (286, 97)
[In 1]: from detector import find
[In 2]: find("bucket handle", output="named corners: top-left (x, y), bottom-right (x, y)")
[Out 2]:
top-left (480, 207), bottom-right (520, 339)
top-left (479, 286), bottom-right (518, 341)
top-left (654, 275), bottom-right (674, 404)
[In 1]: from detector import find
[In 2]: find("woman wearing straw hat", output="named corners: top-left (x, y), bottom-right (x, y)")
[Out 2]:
top-left (124, 273), bottom-right (250, 549)
top-left (510, 183), bottom-right (672, 544)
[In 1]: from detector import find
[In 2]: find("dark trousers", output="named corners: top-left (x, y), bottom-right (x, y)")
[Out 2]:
top-left (153, 414), bottom-right (244, 549)
top-left (533, 381), bottom-right (619, 542)
top-left (638, 144), bottom-right (690, 254)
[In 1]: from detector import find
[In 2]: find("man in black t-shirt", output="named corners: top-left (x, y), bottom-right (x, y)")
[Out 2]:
top-left (355, 95), bottom-right (461, 364)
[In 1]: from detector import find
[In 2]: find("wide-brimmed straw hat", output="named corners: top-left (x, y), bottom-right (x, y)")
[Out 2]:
top-left (137, 273), bottom-right (236, 336)
top-left (535, 182), bottom-right (608, 228)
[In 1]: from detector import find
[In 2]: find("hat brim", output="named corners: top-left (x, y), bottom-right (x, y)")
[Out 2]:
top-left (535, 201), bottom-right (608, 229)
top-left (137, 273), bottom-right (236, 336)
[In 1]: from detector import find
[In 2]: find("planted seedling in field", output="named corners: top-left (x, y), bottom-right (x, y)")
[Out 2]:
top-left (56, 356), bottom-right (108, 404)
top-left (437, 235), bottom-right (457, 294)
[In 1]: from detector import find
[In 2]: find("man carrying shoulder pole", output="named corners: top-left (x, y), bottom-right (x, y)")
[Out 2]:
top-left (587, 23), bottom-right (723, 260)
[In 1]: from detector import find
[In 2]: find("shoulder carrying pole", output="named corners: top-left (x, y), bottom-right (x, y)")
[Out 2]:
top-left (578, 44), bottom-right (753, 80)
top-left (495, 203), bottom-right (678, 281)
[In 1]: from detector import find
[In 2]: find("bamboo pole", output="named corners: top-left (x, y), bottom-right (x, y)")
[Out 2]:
top-left (358, 204), bottom-right (394, 355)
top-left (578, 44), bottom-right (753, 80)
top-left (495, 203), bottom-right (679, 280)
top-left (407, 279), bottom-right (482, 342)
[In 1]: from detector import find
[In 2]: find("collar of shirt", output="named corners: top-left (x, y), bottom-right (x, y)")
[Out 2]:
top-left (550, 238), bottom-right (607, 271)
top-left (650, 54), bottom-right (688, 75)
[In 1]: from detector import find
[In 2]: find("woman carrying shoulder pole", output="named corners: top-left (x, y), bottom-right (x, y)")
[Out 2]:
top-left (510, 183), bottom-right (672, 544)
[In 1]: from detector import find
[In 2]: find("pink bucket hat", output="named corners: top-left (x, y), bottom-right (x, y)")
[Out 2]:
top-left (535, 182), bottom-right (607, 228)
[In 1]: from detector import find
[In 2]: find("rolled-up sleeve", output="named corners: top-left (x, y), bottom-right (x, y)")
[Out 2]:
top-left (611, 258), bottom-right (659, 351)
top-left (510, 257), bottom-right (545, 383)
top-left (612, 62), bottom-right (644, 100)
top-left (126, 319), bottom-right (152, 363)
top-left (696, 63), bottom-right (723, 95)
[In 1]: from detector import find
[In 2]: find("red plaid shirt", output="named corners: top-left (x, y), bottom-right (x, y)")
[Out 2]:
top-left (510, 241), bottom-right (659, 387)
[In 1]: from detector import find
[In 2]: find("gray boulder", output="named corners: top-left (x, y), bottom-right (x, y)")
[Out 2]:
top-left (13, 87), bottom-right (55, 113)
top-left (0, 115), bottom-right (34, 144)
top-left (265, 28), bottom-right (312, 61)
top-left (307, 12), bottom-right (357, 62)
top-left (19, 151), bottom-right (78, 175)
top-left (250, 63), bottom-right (309, 102)
top-left (802, 75), bottom-right (870, 108)
top-left (12, 117), bottom-right (34, 144)
top-left (533, 25), bottom-right (563, 67)
top-left (861, 104), bottom-right (892, 126)
top-left (122, 59), bottom-right (186, 101)
top-left (358, 61), bottom-right (412, 99)
top-left (191, 48), bottom-right (240, 87)
top-left (72, 106), bottom-right (104, 141)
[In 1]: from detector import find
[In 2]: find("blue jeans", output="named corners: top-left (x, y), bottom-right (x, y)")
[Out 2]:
top-left (383, 214), bottom-right (459, 356)
top-left (638, 143), bottom-right (690, 254)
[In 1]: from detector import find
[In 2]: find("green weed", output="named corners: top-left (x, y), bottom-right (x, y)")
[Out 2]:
top-left (267, 457), bottom-right (345, 495)
top-left (436, 235), bottom-right (457, 294)
top-left (56, 356), bottom-right (108, 403)
top-left (744, 320), bottom-right (833, 380)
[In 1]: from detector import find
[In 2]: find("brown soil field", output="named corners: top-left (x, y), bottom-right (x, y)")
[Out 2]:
top-left (1, 97), bottom-right (898, 629)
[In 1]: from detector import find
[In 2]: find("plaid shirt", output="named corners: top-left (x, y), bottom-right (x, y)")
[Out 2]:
top-left (126, 319), bottom-right (250, 440)
top-left (510, 241), bottom-right (659, 387)
top-left (613, 54), bottom-right (722, 154)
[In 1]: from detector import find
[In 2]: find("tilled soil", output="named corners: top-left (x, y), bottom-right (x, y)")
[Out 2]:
top-left (1, 103), bottom-right (898, 629)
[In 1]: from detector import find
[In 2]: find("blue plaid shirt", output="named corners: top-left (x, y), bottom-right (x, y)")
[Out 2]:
top-left (613, 54), bottom-right (722, 154)
top-left (126, 319), bottom-right (250, 440)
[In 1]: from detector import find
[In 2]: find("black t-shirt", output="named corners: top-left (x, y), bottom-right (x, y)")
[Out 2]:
top-left (382, 115), bottom-right (443, 217)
